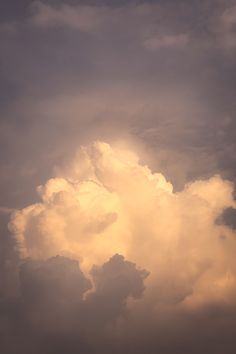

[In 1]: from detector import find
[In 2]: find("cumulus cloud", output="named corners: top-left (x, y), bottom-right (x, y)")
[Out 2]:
top-left (0, 141), bottom-right (235, 353)
top-left (9, 142), bottom-right (236, 310)
top-left (0, 253), bottom-right (147, 353)
top-left (1, 1), bottom-right (236, 352)
top-left (84, 254), bottom-right (149, 329)
top-left (20, 255), bottom-right (91, 304)
top-left (2, 141), bottom-right (235, 354)
top-left (17, 254), bottom-right (147, 331)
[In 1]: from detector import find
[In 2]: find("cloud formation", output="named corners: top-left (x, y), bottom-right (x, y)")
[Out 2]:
top-left (0, 1), bottom-right (236, 353)
top-left (9, 142), bottom-right (236, 307)
top-left (2, 141), bottom-right (236, 353)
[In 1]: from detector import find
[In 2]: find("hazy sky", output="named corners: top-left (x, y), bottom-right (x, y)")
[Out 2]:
top-left (1, 1), bottom-right (236, 353)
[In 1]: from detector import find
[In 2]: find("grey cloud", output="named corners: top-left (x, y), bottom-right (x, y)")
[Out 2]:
top-left (91, 254), bottom-right (149, 298)
top-left (144, 33), bottom-right (189, 50)
top-left (7, 251), bottom-right (235, 354)
top-left (0, 253), bottom-right (149, 353)
top-left (209, 3), bottom-right (236, 48)
top-left (218, 207), bottom-right (236, 230)
top-left (18, 254), bottom-right (149, 324)
top-left (20, 255), bottom-right (91, 303)
top-left (0, 212), bottom-right (19, 298)
top-left (0, 1), bottom-right (234, 199)
top-left (29, 1), bottom-right (107, 32)
top-left (85, 254), bottom-right (149, 324)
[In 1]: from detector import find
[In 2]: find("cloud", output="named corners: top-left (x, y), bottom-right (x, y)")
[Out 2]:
top-left (0, 253), bottom-right (148, 353)
top-left (1, 1), bottom-right (236, 352)
top-left (9, 141), bottom-right (236, 311)
top-left (0, 207), bottom-right (14, 214)
top-left (20, 255), bottom-right (91, 304)
top-left (29, 1), bottom-right (107, 33)
top-left (28, 1), bottom-right (191, 52)
top-left (85, 254), bottom-right (149, 327)
top-left (219, 4), bottom-right (236, 48)
top-left (144, 33), bottom-right (189, 50)
top-left (210, 4), bottom-right (236, 48)
top-left (2, 141), bottom-right (236, 353)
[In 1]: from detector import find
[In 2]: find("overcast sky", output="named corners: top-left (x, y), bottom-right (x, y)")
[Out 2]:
top-left (0, 1), bottom-right (236, 353)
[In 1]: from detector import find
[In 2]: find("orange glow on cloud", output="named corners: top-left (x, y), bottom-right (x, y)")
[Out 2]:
top-left (9, 142), bottom-right (236, 309)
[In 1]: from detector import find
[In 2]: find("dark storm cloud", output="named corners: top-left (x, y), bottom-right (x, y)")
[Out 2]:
top-left (0, 1), bottom-right (236, 353)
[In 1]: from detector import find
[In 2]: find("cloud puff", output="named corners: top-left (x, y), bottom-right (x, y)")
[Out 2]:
top-left (84, 254), bottom-right (149, 329)
top-left (9, 141), bottom-right (236, 311)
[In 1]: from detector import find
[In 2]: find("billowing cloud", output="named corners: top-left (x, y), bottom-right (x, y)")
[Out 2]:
top-left (18, 253), bottom-right (147, 331)
top-left (2, 141), bottom-right (235, 353)
top-left (9, 142), bottom-right (236, 310)
top-left (1, 1), bottom-right (236, 353)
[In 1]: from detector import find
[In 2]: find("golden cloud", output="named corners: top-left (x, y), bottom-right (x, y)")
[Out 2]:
top-left (9, 142), bottom-right (236, 310)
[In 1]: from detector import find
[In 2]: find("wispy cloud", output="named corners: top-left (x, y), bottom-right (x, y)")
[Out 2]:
top-left (0, 206), bottom-right (14, 214)
top-left (29, 1), bottom-right (108, 32)
top-left (143, 33), bottom-right (189, 50)
top-left (210, 4), bottom-right (236, 48)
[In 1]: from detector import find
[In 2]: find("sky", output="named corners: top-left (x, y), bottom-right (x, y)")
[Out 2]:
top-left (0, 1), bottom-right (236, 353)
